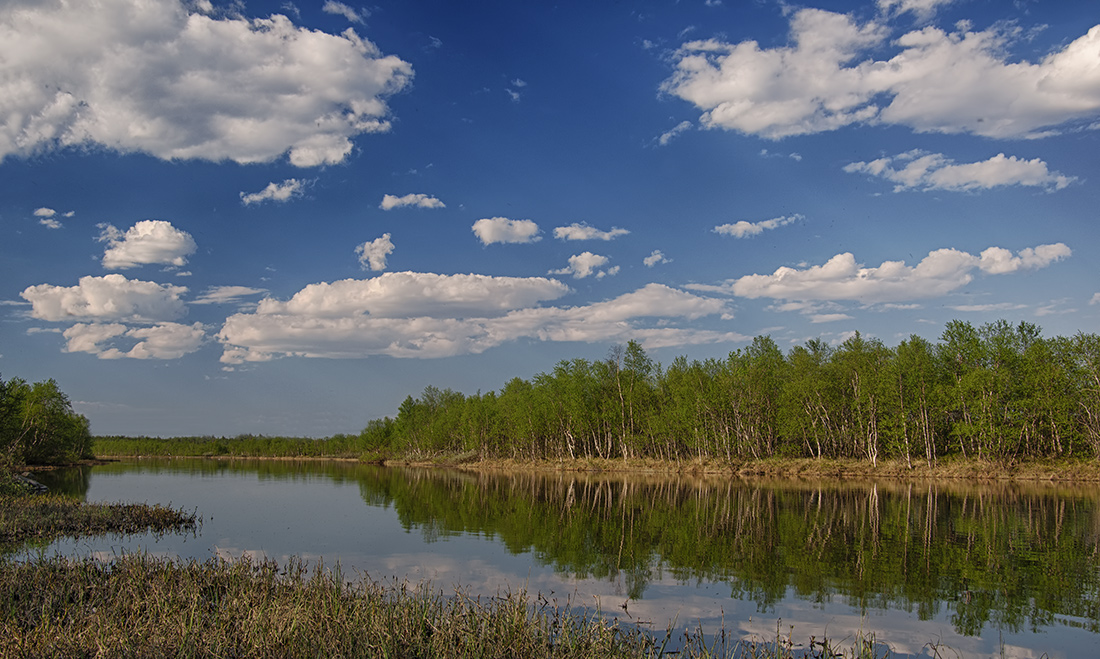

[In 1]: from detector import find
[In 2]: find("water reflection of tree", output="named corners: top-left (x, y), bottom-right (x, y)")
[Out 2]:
top-left (356, 468), bottom-right (1100, 636)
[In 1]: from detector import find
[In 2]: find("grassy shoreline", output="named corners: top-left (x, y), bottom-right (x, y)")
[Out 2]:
top-left (0, 552), bottom-right (892, 659)
top-left (87, 448), bottom-right (1100, 483)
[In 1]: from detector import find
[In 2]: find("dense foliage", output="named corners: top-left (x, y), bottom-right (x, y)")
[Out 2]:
top-left (361, 320), bottom-right (1100, 465)
top-left (0, 375), bottom-right (92, 466)
top-left (93, 433), bottom-right (368, 459)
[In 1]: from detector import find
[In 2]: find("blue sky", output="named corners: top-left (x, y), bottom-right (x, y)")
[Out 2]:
top-left (2, 0), bottom-right (1097, 437)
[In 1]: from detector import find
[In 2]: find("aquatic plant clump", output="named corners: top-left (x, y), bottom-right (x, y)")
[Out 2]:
top-left (0, 493), bottom-right (198, 548)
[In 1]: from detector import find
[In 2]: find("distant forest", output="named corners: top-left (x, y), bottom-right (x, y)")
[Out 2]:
top-left (359, 320), bottom-right (1100, 465)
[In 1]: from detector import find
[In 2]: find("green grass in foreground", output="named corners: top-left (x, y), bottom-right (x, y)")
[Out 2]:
top-left (0, 553), bottom-right (896, 659)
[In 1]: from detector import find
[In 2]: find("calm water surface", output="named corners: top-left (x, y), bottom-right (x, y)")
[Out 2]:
top-left (23, 459), bottom-right (1100, 658)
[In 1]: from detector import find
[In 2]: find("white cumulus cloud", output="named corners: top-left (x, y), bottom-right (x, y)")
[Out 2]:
top-left (472, 217), bottom-right (540, 245)
top-left (98, 220), bottom-right (197, 270)
top-left (553, 223), bottom-right (630, 241)
top-left (240, 179), bottom-right (305, 205)
top-left (0, 0), bottom-right (412, 166)
top-left (380, 193), bottom-right (445, 210)
top-left (64, 321), bottom-right (205, 359)
top-left (845, 152), bottom-right (1076, 192)
top-left (977, 243), bottom-right (1072, 274)
top-left (714, 214), bottom-right (801, 238)
top-left (255, 272), bottom-right (570, 319)
top-left (662, 8), bottom-right (1100, 139)
top-left (217, 279), bottom-right (740, 362)
top-left (21, 274), bottom-right (188, 322)
top-left (550, 252), bottom-right (618, 279)
top-left (356, 234), bottom-right (395, 271)
top-left (644, 250), bottom-right (671, 267)
top-left (688, 243), bottom-right (1070, 304)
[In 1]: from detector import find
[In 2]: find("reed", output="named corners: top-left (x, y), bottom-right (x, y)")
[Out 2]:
top-left (0, 553), bottom-right (656, 658)
top-left (0, 553), bottom-right (900, 659)
top-left (0, 492), bottom-right (198, 549)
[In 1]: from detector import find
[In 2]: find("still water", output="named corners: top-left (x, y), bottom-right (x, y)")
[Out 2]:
top-left (23, 459), bottom-right (1100, 658)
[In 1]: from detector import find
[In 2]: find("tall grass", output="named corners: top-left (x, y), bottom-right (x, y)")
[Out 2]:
top-left (0, 554), bottom-right (658, 658)
top-left (0, 553), bottom-right (899, 659)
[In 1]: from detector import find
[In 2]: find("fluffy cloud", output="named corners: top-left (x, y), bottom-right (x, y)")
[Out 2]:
top-left (218, 280), bottom-right (739, 362)
top-left (240, 179), bottom-right (305, 205)
top-left (64, 321), bottom-right (205, 359)
top-left (191, 286), bottom-right (268, 305)
top-left (98, 220), bottom-right (197, 270)
top-left (34, 206), bottom-right (64, 228)
top-left (254, 272), bottom-right (570, 319)
top-left (472, 217), bottom-right (540, 245)
top-left (356, 234), bottom-right (394, 271)
top-left (0, 0), bottom-right (412, 166)
top-left (380, 193), bottom-right (445, 210)
top-left (550, 252), bottom-right (619, 279)
top-left (714, 214), bottom-right (801, 238)
top-left (662, 8), bottom-right (1100, 139)
top-left (845, 152), bottom-right (1075, 192)
top-left (21, 274), bottom-right (188, 322)
top-left (643, 250), bottom-right (671, 267)
top-left (977, 244), bottom-right (1072, 274)
top-left (689, 243), bottom-right (1070, 303)
top-left (553, 223), bottom-right (630, 241)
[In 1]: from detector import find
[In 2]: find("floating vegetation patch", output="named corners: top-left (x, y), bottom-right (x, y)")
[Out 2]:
top-left (0, 493), bottom-right (198, 549)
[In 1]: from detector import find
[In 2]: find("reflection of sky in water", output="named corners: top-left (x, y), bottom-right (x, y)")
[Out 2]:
top-left (22, 463), bottom-right (1099, 659)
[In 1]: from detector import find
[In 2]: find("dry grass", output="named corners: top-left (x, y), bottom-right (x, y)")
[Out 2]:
top-left (388, 454), bottom-right (1100, 483)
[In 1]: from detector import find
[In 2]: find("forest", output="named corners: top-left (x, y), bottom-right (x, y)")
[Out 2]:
top-left (0, 375), bottom-right (93, 466)
top-left (359, 320), bottom-right (1100, 466)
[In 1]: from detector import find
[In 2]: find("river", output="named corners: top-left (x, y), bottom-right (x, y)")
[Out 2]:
top-left (21, 459), bottom-right (1100, 658)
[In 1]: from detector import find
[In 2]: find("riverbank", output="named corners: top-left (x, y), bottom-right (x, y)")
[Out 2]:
top-left (89, 447), bottom-right (1100, 483)
top-left (380, 453), bottom-right (1100, 484)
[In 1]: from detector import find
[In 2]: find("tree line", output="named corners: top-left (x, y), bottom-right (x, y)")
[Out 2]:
top-left (1, 375), bottom-right (93, 466)
top-left (360, 320), bottom-right (1100, 465)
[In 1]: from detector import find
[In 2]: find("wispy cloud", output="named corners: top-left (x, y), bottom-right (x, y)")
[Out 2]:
top-left (241, 179), bottom-right (306, 205)
top-left (553, 223), bottom-right (629, 241)
top-left (845, 151), bottom-right (1075, 192)
top-left (713, 214), bottom-right (801, 238)
top-left (380, 193), bottom-right (445, 210)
